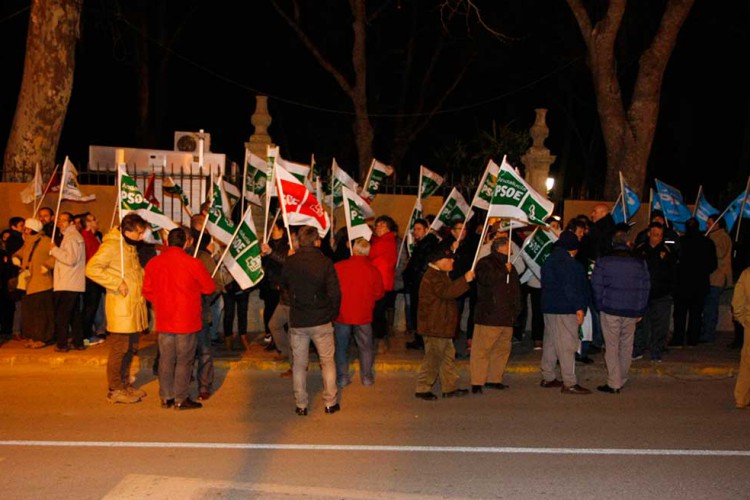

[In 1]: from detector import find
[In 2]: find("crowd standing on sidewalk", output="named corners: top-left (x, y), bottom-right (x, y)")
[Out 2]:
top-left (1, 201), bottom-right (748, 412)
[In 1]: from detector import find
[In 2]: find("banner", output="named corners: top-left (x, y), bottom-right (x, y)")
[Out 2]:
top-left (163, 176), bottom-right (191, 209)
top-left (612, 178), bottom-right (640, 224)
top-left (722, 190), bottom-right (750, 233)
top-left (206, 178), bottom-right (236, 245)
top-left (59, 157), bottom-right (96, 202)
top-left (418, 165), bottom-right (444, 199)
top-left (406, 200), bottom-right (424, 256)
top-left (471, 159), bottom-right (500, 211)
top-left (144, 172), bottom-right (159, 207)
top-left (275, 164), bottom-right (331, 237)
top-left (694, 188), bottom-right (718, 232)
top-left (222, 180), bottom-right (241, 217)
top-left (277, 156), bottom-right (313, 191)
top-left (363, 159), bottom-right (394, 201)
top-left (519, 228), bottom-right (558, 280)
top-left (118, 165), bottom-right (177, 232)
top-left (20, 163), bottom-right (43, 204)
top-left (341, 185), bottom-right (373, 241)
top-left (487, 156), bottom-right (553, 226)
top-left (430, 188), bottom-right (474, 233)
top-left (224, 207), bottom-right (265, 289)
top-left (654, 179), bottom-right (692, 225)
top-left (331, 159), bottom-right (359, 208)
top-left (244, 151), bottom-right (269, 206)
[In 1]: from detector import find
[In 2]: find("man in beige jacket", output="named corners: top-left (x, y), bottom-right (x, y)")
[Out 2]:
top-left (86, 213), bottom-right (149, 404)
top-left (731, 267), bottom-right (750, 409)
top-left (50, 212), bottom-right (86, 352)
top-left (702, 215), bottom-right (733, 343)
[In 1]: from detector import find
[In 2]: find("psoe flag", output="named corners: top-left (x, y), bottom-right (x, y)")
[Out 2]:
top-left (275, 164), bottom-right (331, 237)
top-left (118, 165), bottom-right (177, 232)
top-left (224, 207), bottom-right (265, 290)
top-left (363, 159), bottom-right (394, 201)
top-left (330, 158), bottom-right (359, 208)
top-left (418, 165), bottom-right (444, 199)
top-left (520, 228), bottom-right (558, 281)
top-left (431, 187), bottom-right (474, 233)
top-left (487, 156), bottom-right (553, 226)
top-left (341, 185), bottom-right (373, 241)
top-left (471, 159), bottom-right (500, 211)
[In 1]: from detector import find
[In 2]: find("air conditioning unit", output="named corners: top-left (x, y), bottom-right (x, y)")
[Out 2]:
top-left (174, 131), bottom-right (211, 153)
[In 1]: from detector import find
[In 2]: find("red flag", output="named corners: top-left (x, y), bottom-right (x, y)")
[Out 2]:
top-left (46, 170), bottom-right (61, 193)
top-left (144, 172), bottom-right (160, 207)
top-left (275, 164), bottom-right (330, 237)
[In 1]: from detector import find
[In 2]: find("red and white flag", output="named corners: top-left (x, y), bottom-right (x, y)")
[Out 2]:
top-left (144, 172), bottom-right (159, 207)
top-left (275, 163), bottom-right (330, 237)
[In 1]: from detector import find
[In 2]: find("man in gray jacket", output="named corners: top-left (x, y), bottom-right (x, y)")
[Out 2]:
top-left (49, 212), bottom-right (86, 352)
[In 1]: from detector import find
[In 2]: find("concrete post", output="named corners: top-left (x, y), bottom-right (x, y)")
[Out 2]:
top-left (246, 95), bottom-right (274, 157)
top-left (521, 108), bottom-right (556, 196)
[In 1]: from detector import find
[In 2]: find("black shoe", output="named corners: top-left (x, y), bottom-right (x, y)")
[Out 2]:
top-left (575, 354), bottom-right (594, 364)
top-left (54, 346), bottom-right (69, 353)
top-left (484, 382), bottom-right (509, 390)
top-left (324, 403), bottom-right (341, 414)
top-left (406, 341), bottom-right (423, 350)
top-left (442, 389), bottom-right (469, 398)
top-left (587, 345), bottom-right (602, 354)
top-left (174, 398), bottom-right (202, 410)
top-left (472, 385), bottom-right (483, 394)
top-left (540, 379), bottom-right (564, 388)
top-left (728, 341), bottom-right (743, 350)
top-left (415, 392), bottom-right (438, 401)
top-left (295, 407), bottom-right (308, 416)
top-left (597, 384), bottom-right (621, 394)
top-left (161, 398), bottom-right (175, 409)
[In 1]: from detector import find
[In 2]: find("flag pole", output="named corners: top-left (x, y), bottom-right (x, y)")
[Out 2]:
top-left (692, 185), bottom-right (702, 217)
top-left (51, 158), bottom-right (70, 243)
top-left (211, 203), bottom-right (254, 278)
top-left (263, 146), bottom-right (276, 244)
top-left (506, 224), bottom-right (513, 284)
top-left (470, 215), bottom-right (491, 272)
top-left (193, 167), bottom-right (214, 258)
top-left (33, 164), bottom-right (60, 218)
top-left (511, 226), bottom-right (539, 265)
top-left (735, 176), bottom-right (750, 243)
top-left (619, 171), bottom-right (627, 222)
top-left (362, 159), bottom-right (375, 199)
top-left (240, 149), bottom-right (248, 222)
top-left (31, 163), bottom-right (41, 215)
top-left (329, 166), bottom-right (335, 247)
top-left (117, 163), bottom-right (125, 280)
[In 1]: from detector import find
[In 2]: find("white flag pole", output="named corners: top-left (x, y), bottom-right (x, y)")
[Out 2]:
top-left (735, 176), bottom-right (750, 242)
top-left (241, 149), bottom-right (248, 221)
top-left (506, 224), bottom-right (513, 283)
top-left (363, 159), bottom-right (375, 198)
top-left (619, 171), bottom-right (627, 222)
top-left (51, 158), bottom-right (70, 243)
top-left (193, 167), bottom-right (213, 258)
top-left (692, 185), bottom-right (702, 217)
top-left (470, 216), bottom-right (491, 273)
top-left (211, 203), bottom-right (253, 278)
top-left (329, 167), bottom-right (335, 247)
top-left (274, 166), bottom-right (294, 246)
top-left (511, 226), bottom-right (539, 265)
top-left (117, 163), bottom-right (125, 280)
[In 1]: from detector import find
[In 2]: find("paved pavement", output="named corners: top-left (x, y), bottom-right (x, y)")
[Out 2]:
top-left (0, 328), bottom-right (742, 380)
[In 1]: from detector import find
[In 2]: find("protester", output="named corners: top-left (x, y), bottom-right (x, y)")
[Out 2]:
top-left (49, 212), bottom-right (86, 352)
top-left (260, 219), bottom-right (290, 352)
top-left (80, 212), bottom-right (105, 346)
top-left (281, 225), bottom-right (341, 416)
top-left (37, 207), bottom-right (55, 239)
top-left (404, 218), bottom-right (439, 350)
top-left (333, 238), bottom-right (384, 388)
top-left (369, 215), bottom-right (398, 353)
top-left (731, 265), bottom-right (750, 409)
top-left (540, 231), bottom-right (591, 394)
top-left (592, 229), bottom-right (650, 393)
top-left (143, 227), bottom-right (216, 410)
top-left (702, 214), bottom-right (732, 343)
top-left (86, 213), bottom-right (149, 404)
top-left (414, 247), bottom-right (475, 400)
top-left (470, 236), bottom-right (520, 394)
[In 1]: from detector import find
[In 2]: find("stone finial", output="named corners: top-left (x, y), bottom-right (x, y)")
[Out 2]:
top-left (246, 95), bottom-right (274, 158)
top-left (521, 108), bottom-right (556, 197)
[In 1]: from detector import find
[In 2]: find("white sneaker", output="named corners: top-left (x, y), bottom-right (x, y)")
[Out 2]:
top-left (84, 336), bottom-right (105, 346)
top-left (107, 389), bottom-right (141, 404)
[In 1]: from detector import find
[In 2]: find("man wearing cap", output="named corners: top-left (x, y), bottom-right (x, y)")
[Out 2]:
top-left (634, 210), bottom-right (681, 253)
top-left (540, 230), bottom-right (591, 394)
top-left (414, 246), bottom-right (475, 400)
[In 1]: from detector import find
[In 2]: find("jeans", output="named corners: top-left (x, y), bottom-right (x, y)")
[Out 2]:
top-left (158, 332), bottom-right (198, 403)
top-left (195, 296), bottom-right (215, 393)
top-left (644, 296), bottom-right (672, 355)
top-left (673, 293), bottom-right (704, 346)
top-left (210, 295), bottom-right (222, 341)
top-left (290, 323), bottom-right (337, 409)
top-left (269, 304), bottom-right (291, 359)
top-left (701, 286), bottom-right (723, 342)
top-left (333, 322), bottom-right (374, 386)
top-left (82, 279), bottom-right (103, 338)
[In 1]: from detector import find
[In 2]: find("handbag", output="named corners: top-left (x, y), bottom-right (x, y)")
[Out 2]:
top-left (15, 239), bottom-right (41, 293)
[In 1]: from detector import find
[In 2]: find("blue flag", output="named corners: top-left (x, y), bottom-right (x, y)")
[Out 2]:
top-left (654, 179), bottom-right (692, 228)
top-left (652, 190), bottom-right (684, 232)
top-left (694, 190), bottom-right (718, 232)
top-left (612, 181), bottom-right (641, 224)
top-left (722, 191), bottom-right (750, 233)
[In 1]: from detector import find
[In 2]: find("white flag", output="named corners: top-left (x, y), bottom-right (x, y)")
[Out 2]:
top-left (471, 159), bottom-right (500, 211)
top-left (363, 159), bottom-right (394, 200)
top-left (20, 163), bottom-right (43, 204)
top-left (330, 158), bottom-right (359, 207)
top-left (206, 177), bottom-right (236, 245)
top-left (487, 156), bottom-right (553, 226)
top-left (60, 157), bottom-right (96, 202)
top-left (342, 185), bottom-right (373, 241)
top-left (224, 207), bottom-right (265, 289)
top-left (418, 165), bottom-right (444, 199)
top-left (431, 188), bottom-right (474, 233)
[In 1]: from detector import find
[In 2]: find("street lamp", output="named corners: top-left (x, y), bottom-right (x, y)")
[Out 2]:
top-left (545, 177), bottom-right (555, 193)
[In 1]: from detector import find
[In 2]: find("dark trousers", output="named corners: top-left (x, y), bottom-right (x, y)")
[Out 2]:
top-left (262, 289), bottom-right (280, 335)
top-left (408, 286), bottom-right (423, 347)
top-left (82, 279), bottom-right (103, 338)
top-left (517, 285), bottom-right (544, 343)
top-left (223, 290), bottom-right (250, 337)
top-left (158, 332), bottom-right (198, 403)
top-left (372, 292), bottom-right (395, 339)
top-left (107, 332), bottom-right (138, 391)
top-left (54, 291), bottom-right (83, 349)
top-left (672, 293), bottom-right (704, 346)
top-left (0, 295), bottom-right (15, 336)
top-left (196, 296), bottom-right (214, 393)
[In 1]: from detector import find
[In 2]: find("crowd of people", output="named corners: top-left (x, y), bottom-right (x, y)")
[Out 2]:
top-left (1, 200), bottom-right (748, 411)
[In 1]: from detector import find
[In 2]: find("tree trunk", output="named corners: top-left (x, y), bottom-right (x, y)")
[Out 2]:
top-left (350, 0), bottom-right (373, 182)
top-left (3, 0), bottom-right (82, 181)
top-left (567, 0), bottom-right (694, 200)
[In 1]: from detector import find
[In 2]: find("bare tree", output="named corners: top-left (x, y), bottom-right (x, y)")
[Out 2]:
top-left (567, 0), bottom-right (694, 198)
top-left (3, 0), bottom-right (83, 180)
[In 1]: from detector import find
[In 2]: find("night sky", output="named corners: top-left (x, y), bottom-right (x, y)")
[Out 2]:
top-left (1, 1), bottom-right (748, 204)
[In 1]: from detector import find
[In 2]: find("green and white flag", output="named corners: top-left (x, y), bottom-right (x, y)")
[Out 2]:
top-left (487, 156), bottom-right (553, 226)
top-left (118, 165), bottom-right (177, 233)
top-left (163, 176), bottom-right (190, 208)
top-left (418, 165), bottom-right (444, 199)
top-left (222, 180), bottom-right (241, 217)
top-left (406, 200), bottom-right (424, 256)
top-left (341, 185), bottom-right (373, 241)
top-left (310, 154), bottom-right (324, 202)
top-left (363, 159), bottom-right (394, 201)
top-left (519, 228), bottom-right (558, 280)
top-left (331, 158), bottom-right (359, 208)
top-left (472, 159), bottom-right (500, 211)
top-left (277, 156), bottom-right (312, 189)
top-left (207, 177), bottom-right (236, 245)
top-left (244, 151), bottom-right (268, 206)
top-left (224, 207), bottom-right (264, 289)
top-left (431, 188), bottom-right (474, 233)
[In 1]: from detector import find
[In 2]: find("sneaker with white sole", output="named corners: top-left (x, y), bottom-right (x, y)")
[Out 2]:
top-left (125, 385), bottom-right (147, 399)
top-left (84, 336), bottom-right (105, 346)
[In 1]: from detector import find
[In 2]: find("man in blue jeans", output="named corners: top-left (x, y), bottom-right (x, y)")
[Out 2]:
top-left (702, 215), bottom-right (732, 343)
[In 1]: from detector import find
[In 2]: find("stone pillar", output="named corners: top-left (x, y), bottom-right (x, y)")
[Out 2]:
top-left (521, 108), bottom-right (556, 196)
top-left (246, 95), bottom-right (274, 157)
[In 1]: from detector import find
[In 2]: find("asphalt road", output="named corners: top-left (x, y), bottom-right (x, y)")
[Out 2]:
top-left (1, 365), bottom-right (748, 499)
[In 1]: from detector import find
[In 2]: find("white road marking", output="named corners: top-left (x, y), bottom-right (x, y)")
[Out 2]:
top-left (1, 440), bottom-right (749, 457)
top-left (104, 474), bottom-right (450, 499)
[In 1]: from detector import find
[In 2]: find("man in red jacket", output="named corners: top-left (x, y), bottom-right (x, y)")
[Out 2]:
top-left (334, 238), bottom-right (385, 387)
top-left (369, 215), bottom-right (397, 352)
top-left (143, 228), bottom-right (216, 410)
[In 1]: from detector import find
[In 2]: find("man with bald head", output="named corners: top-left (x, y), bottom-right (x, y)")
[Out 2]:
top-left (588, 203), bottom-right (616, 260)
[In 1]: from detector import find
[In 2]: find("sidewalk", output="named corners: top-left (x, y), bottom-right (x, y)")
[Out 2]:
top-left (0, 329), bottom-right (741, 380)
